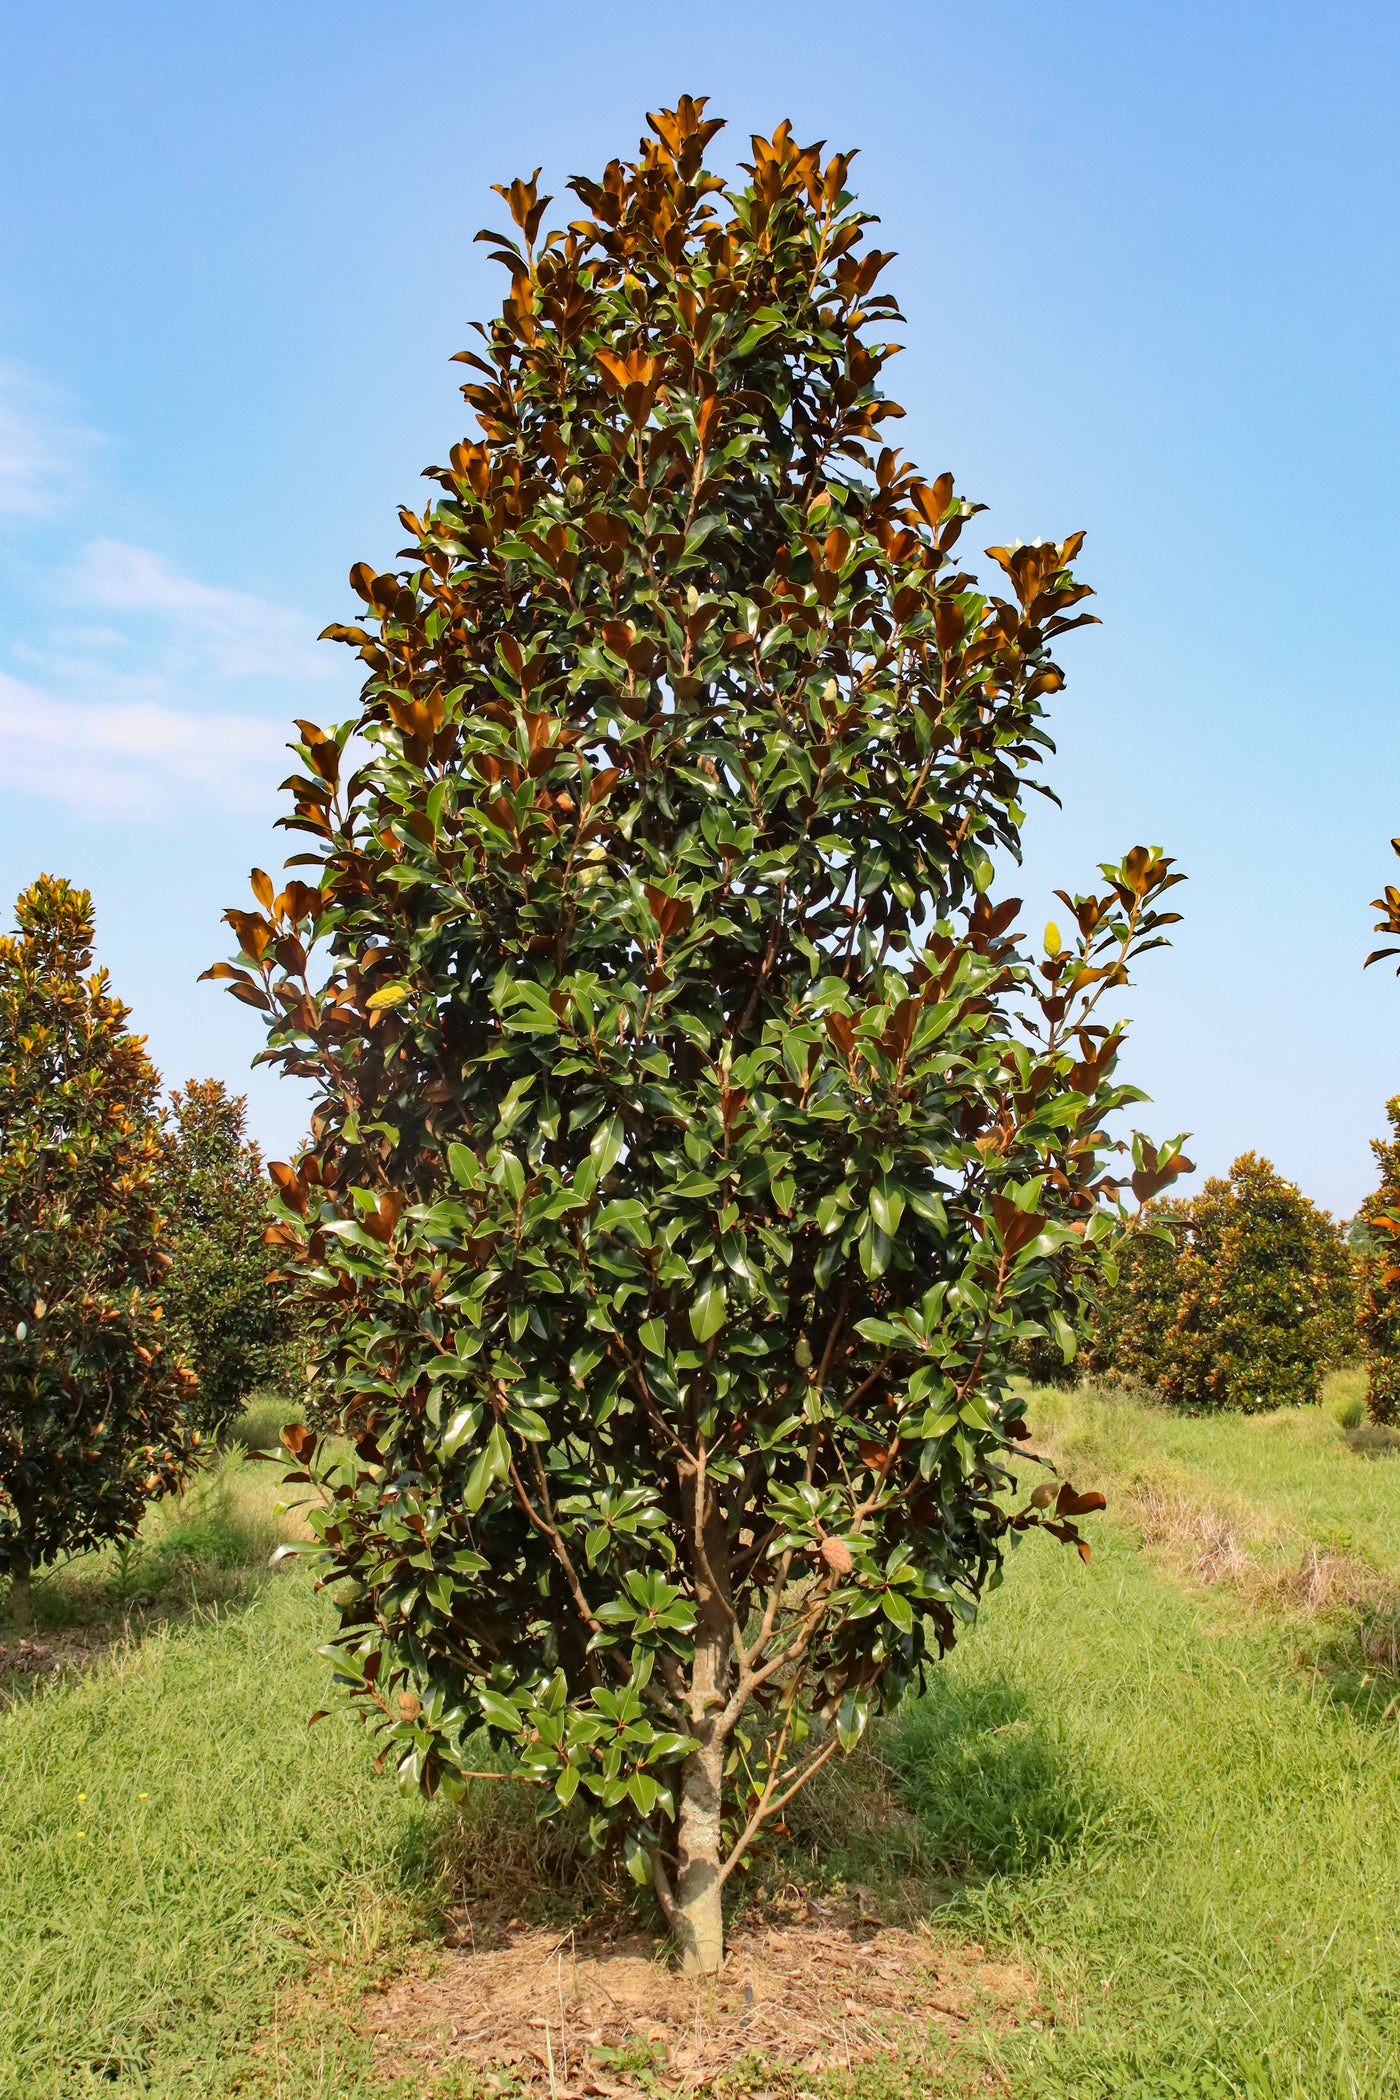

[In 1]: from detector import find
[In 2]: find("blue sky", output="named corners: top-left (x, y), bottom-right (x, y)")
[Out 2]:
top-left (2, 1), bottom-right (1396, 1211)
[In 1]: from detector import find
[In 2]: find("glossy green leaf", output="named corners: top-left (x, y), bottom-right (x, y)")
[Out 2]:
top-left (689, 1275), bottom-right (727, 1342)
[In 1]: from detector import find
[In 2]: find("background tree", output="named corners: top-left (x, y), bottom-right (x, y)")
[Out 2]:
top-left (1089, 1155), bottom-right (1354, 1410)
top-left (1358, 851), bottom-right (1400, 1421)
top-left (155, 1078), bottom-right (304, 1434)
top-left (1352, 1104), bottom-right (1400, 1423)
top-left (208, 100), bottom-right (1189, 1972)
top-left (0, 877), bottom-right (196, 1621)
top-left (1084, 1198), bottom-right (1187, 1389)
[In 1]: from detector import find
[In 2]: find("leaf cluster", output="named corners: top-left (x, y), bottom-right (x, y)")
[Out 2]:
top-left (1365, 836), bottom-right (1400, 973)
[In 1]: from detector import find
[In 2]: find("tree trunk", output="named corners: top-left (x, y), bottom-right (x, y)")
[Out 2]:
top-left (8, 1555), bottom-right (32, 1630)
top-left (674, 1557), bottom-right (732, 1974)
top-left (674, 1726), bottom-right (726, 1974)
top-left (671, 1460), bottom-right (737, 1975)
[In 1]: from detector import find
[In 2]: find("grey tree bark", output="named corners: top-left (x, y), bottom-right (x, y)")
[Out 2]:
top-left (674, 1491), bottom-right (733, 1974)
top-left (8, 1553), bottom-right (33, 1630)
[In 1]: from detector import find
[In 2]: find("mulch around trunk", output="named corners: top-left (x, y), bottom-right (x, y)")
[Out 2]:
top-left (362, 1900), bottom-right (1042, 2095)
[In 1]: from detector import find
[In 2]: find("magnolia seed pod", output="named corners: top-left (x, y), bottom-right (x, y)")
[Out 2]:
top-left (820, 1535), bottom-right (854, 1577)
top-left (396, 1691), bottom-right (423, 1722)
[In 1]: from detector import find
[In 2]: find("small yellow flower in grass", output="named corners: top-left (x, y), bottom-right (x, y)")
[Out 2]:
top-left (76, 1831), bottom-right (85, 1840)
top-left (138, 1792), bottom-right (147, 1800)
top-left (76, 1793), bottom-right (86, 1802)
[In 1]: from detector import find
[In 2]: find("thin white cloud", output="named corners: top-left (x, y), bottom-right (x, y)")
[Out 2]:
top-left (69, 538), bottom-right (332, 683)
top-left (0, 364), bottom-right (97, 518)
top-left (3, 533), bottom-right (354, 819)
top-left (0, 670), bottom-right (288, 818)
top-left (0, 362), bottom-right (353, 819)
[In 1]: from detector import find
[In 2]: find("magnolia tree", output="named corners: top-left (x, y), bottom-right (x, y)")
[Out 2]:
top-left (1, 878), bottom-right (196, 1620)
top-left (156, 1078), bottom-right (304, 1432)
top-left (1353, 1103), bottom-right (1400, 1424)
top-left (1358, 844), bottom-right (1400, 1420)
top-left (209, 101), bottom-right (1189, 1972)
top-left (1090, 1155), bottom-right (1352, 1411)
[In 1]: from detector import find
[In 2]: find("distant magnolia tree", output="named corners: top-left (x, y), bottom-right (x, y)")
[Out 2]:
top-left (0, 877), bottom-right (196, 1619)
top-left (1353, 1101), bottom-right (1400, 1424)
top-left (1358, 853), bottom-right (1400, 1421)
top-left (1090, 1154), bottom-right (1354, 1410)
top-left (156, 1078), bottom-right (304, 1432)
top-left (209, 101), bottom-right (1188, 1971)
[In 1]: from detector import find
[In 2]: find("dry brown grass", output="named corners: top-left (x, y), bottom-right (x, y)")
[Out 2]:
top-left (1130, 1481), bottom-right (1262, 1588)
top-left (1125, 1475), bottom-right (1400, 1632)
top-left (1034, 1405), bottom-right (1400, 1699)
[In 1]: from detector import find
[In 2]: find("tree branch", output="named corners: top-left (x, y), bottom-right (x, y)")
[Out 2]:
top-left (716, 1731), bottom-right (843, 1890)
top-left (506, 1449), bottom-right (604, 1644)
top-left (651, 1847), bottom-right (678, 1926)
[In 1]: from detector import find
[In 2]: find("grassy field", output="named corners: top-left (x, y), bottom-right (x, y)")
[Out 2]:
top-left (895, 1373), bottom-right (1400, 2099)
top-left (3, 1381), bottom-right (1400, 2097)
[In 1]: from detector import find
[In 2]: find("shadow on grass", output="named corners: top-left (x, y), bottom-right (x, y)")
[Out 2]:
top-left (1342, 1421), bottom-right (1400, 1459)
top-left (1297, 1603), bottom-right (1400, 1729)
top-left (399, 1734), bottom-right (653, 1949)
top-left (888, 1674), bottom-right (1137, 1885)
top-left (399, 1675), bottom-right (1134, 1968)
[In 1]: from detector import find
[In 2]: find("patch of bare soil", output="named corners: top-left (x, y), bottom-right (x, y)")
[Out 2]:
top-left (0, 1628), bottom-right (124, 1701)
top-left (363, 1901), bottom-right (1040, 2095)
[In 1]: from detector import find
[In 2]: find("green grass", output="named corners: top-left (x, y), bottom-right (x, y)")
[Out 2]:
top-left (1026, 1368), bottom-right (1400, 1572)
top-left (14, 1453), bottom-right (297, 1634)
top-left (0, 1425), bottom-right (449, 2098)
top-left (219, 1387), bottom-right (307, 1455)
top-left (890, 1378), bottom-right (1400, 2098)
top-left (4, 1387), bottom-right (1400, 2096)
top-left (0, 1577), bottom-right (444, 2098)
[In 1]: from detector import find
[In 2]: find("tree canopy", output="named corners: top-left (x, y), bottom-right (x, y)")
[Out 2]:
top-left (1090, 1153), bottom-right (1354, 1410)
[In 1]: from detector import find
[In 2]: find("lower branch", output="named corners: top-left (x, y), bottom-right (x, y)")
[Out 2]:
top-left (715, 1732), bottom-right (843, 1890)
top-left (651, 1848), bottom-right (678, 1927)
top-left (507, 1450), bottom-right (604, 1644)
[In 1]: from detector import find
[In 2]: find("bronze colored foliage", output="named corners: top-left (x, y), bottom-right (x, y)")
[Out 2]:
top-left (1090, 1155), bottom-right (1354, 1411)
top-left (1364, 835), bottom-right (1400, 975)
top-left (208, 100), bottom-right (1188, 1972)
top-left (1353, 1098), bottom-right (1400, 1424)
top-left (0, 877), bottom-right (196, 1607)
